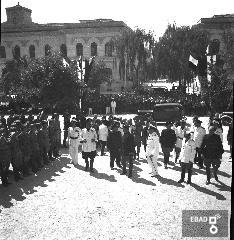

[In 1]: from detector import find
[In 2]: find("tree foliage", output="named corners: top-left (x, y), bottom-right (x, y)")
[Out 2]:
top-left (115, 28), bottom-right (155, 87)
top-left (1, 52), bottom-right (84, 111)
top-left (153, 24), bottom-right (209, 85)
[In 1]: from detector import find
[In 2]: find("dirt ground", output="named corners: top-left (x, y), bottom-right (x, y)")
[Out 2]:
top-left (0, 117), bottom-right (232, 240)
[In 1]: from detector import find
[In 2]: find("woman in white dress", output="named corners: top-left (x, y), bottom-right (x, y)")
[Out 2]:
top-left (68, 119), bottom-right (82, 165)
top-left (146, 125), bottom-right (160, 177)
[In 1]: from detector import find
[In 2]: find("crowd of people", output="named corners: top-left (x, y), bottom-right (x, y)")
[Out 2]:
top-left (0, 108), bottom-right (233, 187)
top-left (83, 89), bottom-right (209, 116)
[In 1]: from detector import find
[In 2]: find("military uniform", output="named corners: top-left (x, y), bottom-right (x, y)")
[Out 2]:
top-left (10, 125), bottom-right (24, 181)
top-left (0, 128), bottom-right (11, 186)
top-left (18, 124), bottom-right (32, 176)
top-left (38, 122), bottom-right (50, 165)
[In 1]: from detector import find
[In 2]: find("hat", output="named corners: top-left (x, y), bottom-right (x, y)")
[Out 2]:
top-left (166, 121), bottom-right (172, 126)
top-left (149, 124), bottom-right (157, 131)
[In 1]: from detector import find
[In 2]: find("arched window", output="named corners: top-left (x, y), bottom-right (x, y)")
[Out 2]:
top-left (45, 44), bottom-right (51, 56)
top-left (60, 44), bottom-right (67, 57)
top-left (0, 46), bottom-right (6, 58)
top-left (29, 45), bottom-right (35, 58)
top-left (105, 42), bottom-right (114, 57)
top-left (13, 45), bottom-right (21, 58)
top-left (91, 42), bottom-right (97, 57)
top-left (76, 43), bottom-right (83, 57)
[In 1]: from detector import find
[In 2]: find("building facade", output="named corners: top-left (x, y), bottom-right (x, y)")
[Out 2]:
top-left (0, 3), bottom-right (133, 96)
top-left (197, 14), bottom-right (234, 82)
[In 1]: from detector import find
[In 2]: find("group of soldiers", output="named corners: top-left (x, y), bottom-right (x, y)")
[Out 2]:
top-left (0, 110), bottom-right (62, 186)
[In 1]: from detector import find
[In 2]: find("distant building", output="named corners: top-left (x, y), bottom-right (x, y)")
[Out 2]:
top-left (0, 3), bottom-right (133, 95)
top-left (197, 14), bottom-right (234, 86)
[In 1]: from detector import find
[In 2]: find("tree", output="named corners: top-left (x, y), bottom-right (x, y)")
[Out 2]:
top-left (88, 60), bottom-right (111, 90)
top-left (1, 52), bottom-right (84, 112)
top-left (115, 28), bottom-right (155, 88)
top-left (153, 24), bottom-right (209, 87)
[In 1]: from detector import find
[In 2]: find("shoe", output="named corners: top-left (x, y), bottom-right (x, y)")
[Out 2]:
top-left (85, 167), bottom-right (89, 172)
top-left (117, 164), bottom-right (122, 168)
top-left (110, 167), bottom-right (114, 170)
top-left (164, 165), bottom-right (168, 169)
top-left (128, 175), bottom-right (132, 178)
top-left (120, 172), bottom-right (127, 175)
top-left (186, 180), bottom-right (191, 184)
top-left (206, 180), bottom-right (211, 185)
top-left (214, 175), bottom-right (219, 181)
top-left (151, 174), bottom-right (159, 178)
top-left (178, 179), bottom-right (184, 183)
top-left (90, 169), bottom-right (94, 173)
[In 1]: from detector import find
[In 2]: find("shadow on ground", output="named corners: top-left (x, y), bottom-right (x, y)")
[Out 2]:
top-left (0, 153), bottom-right (72, 209)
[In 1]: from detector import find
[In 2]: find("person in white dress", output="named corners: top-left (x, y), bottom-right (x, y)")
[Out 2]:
top-left (111, 99), bottom-right (116, 115)
top-left (146, 125), bottom-right (160, 177)
top-left (174, 120), bottom-right (188, 163)
top-left (98, 120), bottom-right (109, 156)
top-left (68, 119), bottom-right (82, 166)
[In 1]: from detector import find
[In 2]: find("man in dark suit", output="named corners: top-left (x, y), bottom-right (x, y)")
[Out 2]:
top-left (120, 125), bottom-right (135, 178)
top-left (201, 126), bottom-right (224, 185)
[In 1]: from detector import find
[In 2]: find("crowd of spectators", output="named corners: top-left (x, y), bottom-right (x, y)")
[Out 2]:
top-left (83, 88), bottom-right (209, 116)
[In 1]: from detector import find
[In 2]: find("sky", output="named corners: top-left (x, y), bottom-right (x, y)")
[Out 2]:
top-left (1, 0), bottom-right (234, 37)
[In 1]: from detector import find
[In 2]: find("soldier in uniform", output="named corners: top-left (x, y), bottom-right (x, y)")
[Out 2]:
top-left (19, 122), bottom-right (32, 176)
top-left (37, 121), bottom-right (50, 165)
top-left (48, 117), bottom-right (57, 161)
top-left (29, 122), bottom-right (42, 172)
top-left (53, 113), bottom-right (61, 157)
top-left (10, 121), bottom-right (24, 181)
top-left (62, 111), bottom-right (70, 148)
top-left (0, 127), bottom-right (11, 186)
top-left (41, 120), bottom-right (51, 164)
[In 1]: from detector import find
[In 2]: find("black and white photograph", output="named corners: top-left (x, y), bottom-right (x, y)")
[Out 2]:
top-left (0, 0), bottom-right (233, 239)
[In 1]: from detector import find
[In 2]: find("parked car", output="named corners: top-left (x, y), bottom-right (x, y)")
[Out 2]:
top-left (138, 103), bottom-right (183, 123)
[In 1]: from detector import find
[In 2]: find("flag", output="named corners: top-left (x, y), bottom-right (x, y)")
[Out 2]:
top-left (189, 55), bottom-right (198, 66)
top-left (84, 56), bottom-right (95, 83)
top-left (63, 58), bottom-right (69, 68)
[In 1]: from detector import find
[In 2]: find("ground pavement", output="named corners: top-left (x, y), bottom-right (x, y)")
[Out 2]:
top-left (0, 116), bottom-right (232, 240)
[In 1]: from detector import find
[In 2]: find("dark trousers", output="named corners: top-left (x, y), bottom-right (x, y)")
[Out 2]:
top-left (84, 158), bottom-right (94, 170)
top-left (162, 146), bottom-right (172, 165)
top-left (110, 150), bottom-right (121, 168)
top-left (63, 129), bottom-right (68, 146)
top-left (195, 148), bottom-right (203, 168)
top-left (204, 158), bottom-right (221, 181)
top-left (99, 141), bottom-right (107, 155)
top-left (122, 155), bottom-right (133, 176)
top-left (175, 147), bottom-right (181, 162)
top-left (180, 162), bottom-right (193, 182)
top-left (0, 163), bottom-right (8, 184)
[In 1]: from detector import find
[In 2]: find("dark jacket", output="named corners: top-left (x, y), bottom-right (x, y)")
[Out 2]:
top-left (160, 129), bottom-right (177, 148)
top-left (107, 130), bottom-right (122, 152)
top-left (122, 132), bottom-right (135, 155)
top-left (201, 133), bottom-right (224, 159)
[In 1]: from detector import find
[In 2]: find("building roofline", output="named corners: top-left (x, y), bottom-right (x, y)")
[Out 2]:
top-left (5, 3), bottom-right (32, 13)
top-left (1, 21), bottom-right (130, 34)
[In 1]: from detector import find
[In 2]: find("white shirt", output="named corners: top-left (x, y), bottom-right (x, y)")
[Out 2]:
top-left (111, 101), bottom-right (116, 108)
top-left (194, 126), bottom-right (206, 148)
top-left (179, 139), bottom-right (196, 163)
top-left (175, 127), bottom-right (187, 148)
top-left (98, 124), bottom-right (108, 141)
top-left (68, 127), bottom-right (82, 147)
top-left (146, 132), bottom-right (160, 156)
top-left (81, 128), bottom-right (97, 152)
